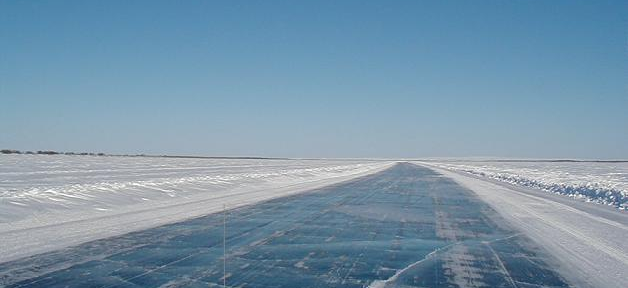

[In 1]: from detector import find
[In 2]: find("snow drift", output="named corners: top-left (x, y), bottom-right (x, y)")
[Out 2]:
top-left (427, 161), bottom-right (628, 210)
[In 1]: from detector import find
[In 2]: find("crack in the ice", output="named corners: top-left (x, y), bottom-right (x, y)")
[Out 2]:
top-left (367, 232), bottom-right (523, 288)
top-left (366, 242), bottom-right (458, 288)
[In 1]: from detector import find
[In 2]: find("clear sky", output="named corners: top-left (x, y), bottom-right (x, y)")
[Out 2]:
top-left (1, 1), bottom-right (627, 159)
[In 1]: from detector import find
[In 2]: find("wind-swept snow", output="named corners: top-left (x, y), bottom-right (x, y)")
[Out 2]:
top-left (427, 161), bottom-right (628, 210)
top-left (0, 155), bottom-right (392, 262)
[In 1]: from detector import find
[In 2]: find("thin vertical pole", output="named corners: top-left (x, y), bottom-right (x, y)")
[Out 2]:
top-left (223, 204), bottom-right (226, 288)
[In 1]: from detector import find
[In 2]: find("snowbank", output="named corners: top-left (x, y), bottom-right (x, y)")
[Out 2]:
top-left (425, 161), bottom-right (628, 210)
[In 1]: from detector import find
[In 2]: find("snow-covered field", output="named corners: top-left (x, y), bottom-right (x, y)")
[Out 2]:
top-left (424, 161), bottom-right (628, 210)
top-left (0, 155), bottom-right (392, 262)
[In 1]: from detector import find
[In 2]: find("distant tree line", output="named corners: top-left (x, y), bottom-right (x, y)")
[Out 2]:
top-left (1, 149), bottom-right (123, 157)
top-left (1, 149), bottom-right (282, 160)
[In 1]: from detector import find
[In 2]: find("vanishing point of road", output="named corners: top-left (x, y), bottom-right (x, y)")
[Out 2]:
top-left (1, 164), bottom-right (575, 287)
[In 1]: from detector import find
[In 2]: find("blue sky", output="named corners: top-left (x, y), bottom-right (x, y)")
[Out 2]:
top-left (1, 1), bottom-right (627, 159)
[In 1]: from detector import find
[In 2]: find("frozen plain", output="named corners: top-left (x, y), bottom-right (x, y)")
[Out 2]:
top-left (1, 156), bottom-right (627, 288)
top-left (2, 163), bottom-right (571, 288)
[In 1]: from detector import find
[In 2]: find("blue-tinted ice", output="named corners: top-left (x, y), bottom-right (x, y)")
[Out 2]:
top-left (0, 163), bottom-right (570, 287)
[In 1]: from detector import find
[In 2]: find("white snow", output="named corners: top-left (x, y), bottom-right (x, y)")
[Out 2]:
top-left (424, 161), bottom-right (628, 209)
top-left (420, 163), bottom-right (628, 288)
top-left (0, 155), bottom-right (393, 262)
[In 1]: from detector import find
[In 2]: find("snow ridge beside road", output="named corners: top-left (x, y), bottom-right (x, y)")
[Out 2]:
top-left (428, 161), bottom-right (628, 210)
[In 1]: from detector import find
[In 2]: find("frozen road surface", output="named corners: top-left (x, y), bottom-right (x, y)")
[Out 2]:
top-left (0, 163), bottom-right (581, 288)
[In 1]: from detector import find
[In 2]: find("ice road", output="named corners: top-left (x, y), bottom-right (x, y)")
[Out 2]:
top-left (0, 163), bottom-right (577, 288)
